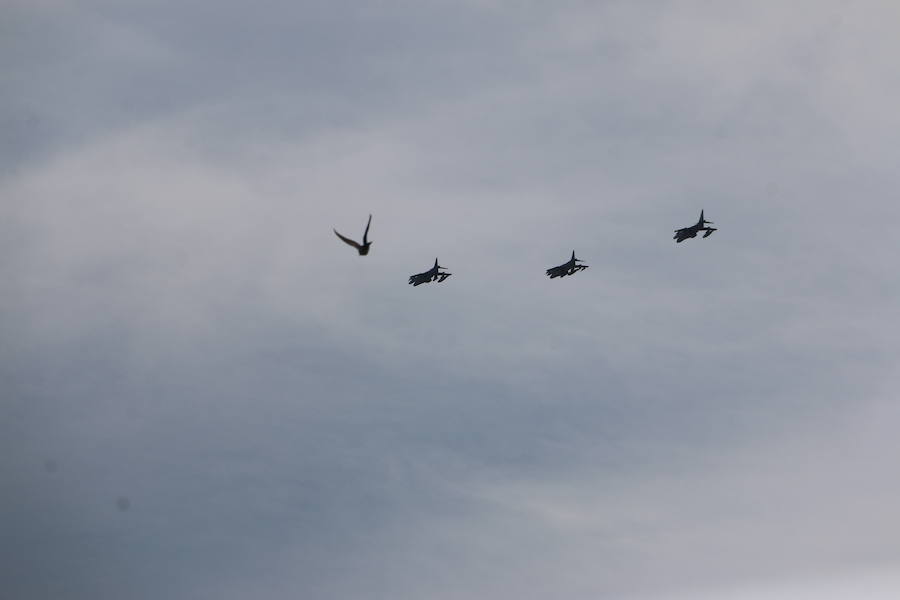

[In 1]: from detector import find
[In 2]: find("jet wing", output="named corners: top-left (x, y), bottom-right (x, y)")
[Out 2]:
top-left (409, 269), bottom-right (450, 286)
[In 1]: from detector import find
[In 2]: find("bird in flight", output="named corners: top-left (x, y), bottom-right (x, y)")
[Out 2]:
top-left (334, 214), bottom-right (373, 255)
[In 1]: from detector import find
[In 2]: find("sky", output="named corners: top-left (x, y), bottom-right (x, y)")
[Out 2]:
top-left (3, 1), bottom-right (900, 598)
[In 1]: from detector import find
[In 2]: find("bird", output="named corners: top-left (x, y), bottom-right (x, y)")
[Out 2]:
top-left (334, 214), bottom-right (372, 255)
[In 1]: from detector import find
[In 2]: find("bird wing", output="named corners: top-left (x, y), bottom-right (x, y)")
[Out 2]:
top-left (334, 229), bottom-right (362, 250)
top-left (363, 214), bottom-right (372, 244)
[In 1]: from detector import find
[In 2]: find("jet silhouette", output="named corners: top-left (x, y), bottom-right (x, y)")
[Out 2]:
top-left (673, 210), bottom-right (717, 243)
top-left (334, 214), bottom-right (373, 255)
top-left (409, 258), bottom-right (452, 286)
top-left (546, 251), bottom-right (589, 279)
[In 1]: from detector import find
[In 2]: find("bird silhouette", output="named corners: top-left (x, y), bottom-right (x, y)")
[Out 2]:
top-left (334, 214), bottom-right (372, 255)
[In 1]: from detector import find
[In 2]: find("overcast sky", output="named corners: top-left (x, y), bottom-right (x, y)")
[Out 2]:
top-left (3, 1), bottom-right (900, 598)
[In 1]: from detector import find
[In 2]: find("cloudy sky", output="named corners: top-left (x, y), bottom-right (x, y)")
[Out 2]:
top-left (3, 1), bottom-right (900, 598)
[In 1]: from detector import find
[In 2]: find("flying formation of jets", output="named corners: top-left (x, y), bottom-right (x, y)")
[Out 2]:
top-left (333, 210), bottom-right (715, 283)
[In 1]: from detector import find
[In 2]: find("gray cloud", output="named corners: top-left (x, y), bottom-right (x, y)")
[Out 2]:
top-left (3, 1), bottom-right (900, 598)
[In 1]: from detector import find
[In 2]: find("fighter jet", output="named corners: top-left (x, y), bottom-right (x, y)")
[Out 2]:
top-left (546, 251), bottom-right (589, 279)
top-left (673, 210), bottom-right (717, 243)
top-left (334, 214), bottom-right (373, 255)
top-left (408, 258), bottom-right (452, 287)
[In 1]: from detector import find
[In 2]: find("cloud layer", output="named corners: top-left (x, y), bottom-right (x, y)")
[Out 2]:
top-left (3, 2), bottom-right (900, 598)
